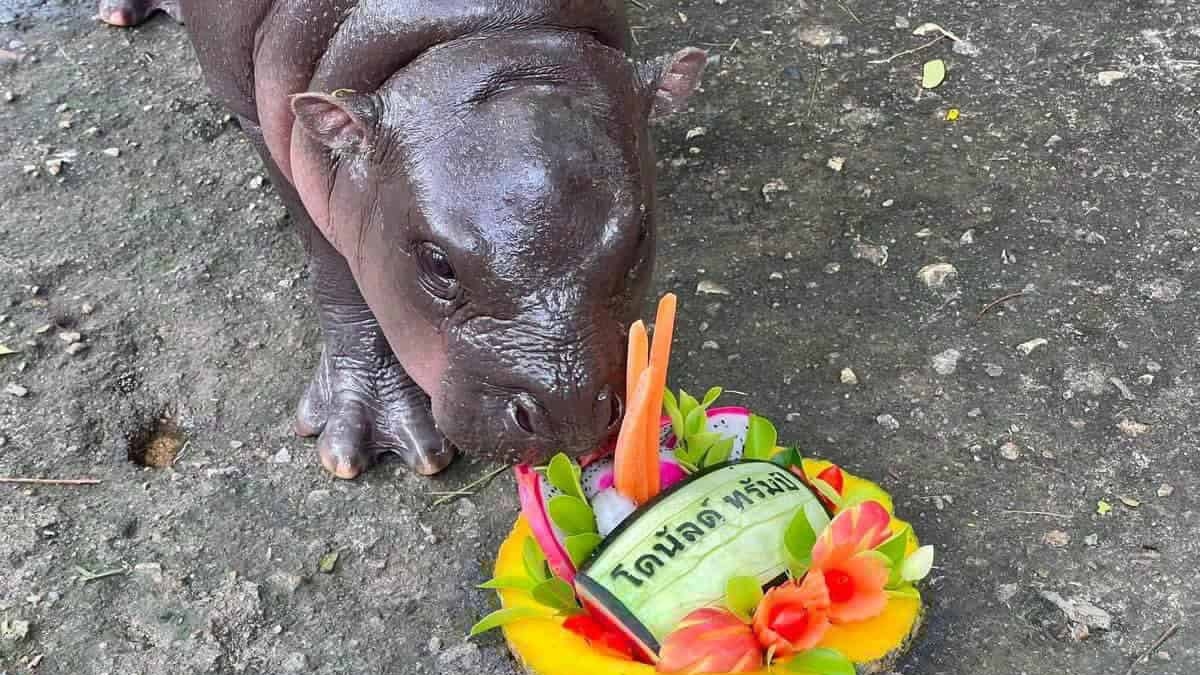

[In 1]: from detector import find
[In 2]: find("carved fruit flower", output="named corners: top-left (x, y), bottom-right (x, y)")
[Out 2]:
top-left (657, 607), bottom-right (764, 674)
top-left (810, 500), bottom-right (893, 623)
top-left (751, 573), bottom-right (832, 658)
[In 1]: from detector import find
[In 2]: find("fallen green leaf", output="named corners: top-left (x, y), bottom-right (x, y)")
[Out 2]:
top-left (1118, 496), bottom-right (1141, 508)
top-left (0, 344), bottom-right (17, 356)
top-left (318, 551), bottom-right (339, 574)
top-left (922, 59), bottom-right (946, 89)
top-left (1097, 500), bottom-right (1113, 516)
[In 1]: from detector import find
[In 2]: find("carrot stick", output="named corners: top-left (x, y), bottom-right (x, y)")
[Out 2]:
top-left (626, 321), bottom-right (648, 407)
top-left (641, 293), bottom-right (677, 501)
top-left (614, 368), bottom-right (654, 503)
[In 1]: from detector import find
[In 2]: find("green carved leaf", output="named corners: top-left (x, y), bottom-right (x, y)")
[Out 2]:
top-left (743, 414), bottom-right (778, 460)
top-left (725, 575), bottom-right (764, 622)
top-left (785, 647), bottom-right (856, 675)
top-left (784, 508), bottom-right (818, 568)
top-left (875, 524), bottom-right (910, 568)
top-left (684, 405), bottom-right (707, 438)
top-left (679, 390), bottom-right (701, 422)
top-left (478, 576), bottom-right (537, 592)
top-left (531, 577), bottom-right (581, 614)
top-left (901, 545), bottom-right (935, 582)
top-left (565, 533), bottom-right (603, 567)
top-left (701, 386), bottom-right (724, 408)
top-left (546, 453), bottom-right (584, 501)
top-left (548, 495), bottom-right (597, 536)
top-left (469, 607), bottom-right (548, 637)
top-left (523, 537), bottom-right (549, 583)
top-left (702, 437), bottom-right (737, 468)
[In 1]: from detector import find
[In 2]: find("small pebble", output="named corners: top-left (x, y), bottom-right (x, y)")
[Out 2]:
top-left (58, 331), bottom-right (81, 344)
top-left (1016, 338), bottom-right (1048, 356)
top-left (1157, 484), bottom-right (1174, 497)
top-left (5, 383), bottom-right (29, 397)
top-left (839, 368), bottom-right (859, 385)
top-left (1083, 533), bottom-right (1099, 546)
top-left (984, 363), bottom-right (1004, 377)
top-left (696, 280), bottom-right (731, 296)
top-left (81, 302), bottom-right (95, 315)
top-left (101, 147), bottom-right (120, 157)
top-left (1043, 530), bottom-right (1070, 548)
top-left (65, 343), bottom-right (87, 356)
top-left (271, 448), bottom-right (292, 464)
top-left (3, 90), bottom-right (15, 103)
top-left (894, 16), bottom-right (910, 29)
top-left (960, 229), bottom-right (976, 244)
top-left (1097, 70), bottom-right (1127, 86)
top-left (917, 263), bottom-right (958, 290)
top-left (826, 156), bottom-right (845, 172)
top-left (999, 442), bottom-right (1020, 461)
top-left (1117, 419), bottom-right (1150, 437)
top-left (876, 414), bottom-right (900, 430)
top-left (824, 262), bottom-right (841, 274)
top-left (701, 340), bottom-right (720, 351)
top-left (931, 348), bottom-right (961, 375)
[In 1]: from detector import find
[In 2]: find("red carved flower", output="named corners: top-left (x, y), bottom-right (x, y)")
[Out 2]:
top-left (563, 612), bottom-right (636, 660)
top-left (751, 573), bottom-right (832, 658)
top-left (810, 500), bottom-right (893, 623)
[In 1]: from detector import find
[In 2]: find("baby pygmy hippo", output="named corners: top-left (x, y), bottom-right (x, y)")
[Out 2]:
top-left (97, 1), bottom-right (707, 479)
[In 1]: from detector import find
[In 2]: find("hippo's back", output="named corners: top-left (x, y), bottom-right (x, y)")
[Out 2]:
top-left (179, 0), bottom-right (631, 124)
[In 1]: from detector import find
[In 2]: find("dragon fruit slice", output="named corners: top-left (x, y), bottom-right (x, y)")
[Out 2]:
top-left (580, 449), bottom-right (688, 502)
top-left (663, 406), bottom-right (752, 459)
top-left (514, 464), bottom-right (576, 583)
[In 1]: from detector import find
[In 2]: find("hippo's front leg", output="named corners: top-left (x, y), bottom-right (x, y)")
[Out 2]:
top-left (97, 0), bottom-right (181, 27)
top-left (239, 118), bottom-right (456, 479)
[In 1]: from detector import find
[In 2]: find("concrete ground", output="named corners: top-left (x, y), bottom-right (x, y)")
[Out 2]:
top-left (1, 0), bottom-right (1198, 673)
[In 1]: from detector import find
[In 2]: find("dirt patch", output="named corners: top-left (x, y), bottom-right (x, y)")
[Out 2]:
top-left (126, 413), bottom-right (186, 468)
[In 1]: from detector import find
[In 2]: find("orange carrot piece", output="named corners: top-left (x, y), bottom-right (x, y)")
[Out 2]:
top-left (613, 368), bottom-right (653, 503)
top-left (641, 293), bottom-right (677, 500)
top-left (626, 321), bottom-right (648, 408)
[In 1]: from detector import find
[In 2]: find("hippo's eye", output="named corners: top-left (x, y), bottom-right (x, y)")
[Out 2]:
top-left (416, 242), bottom-right (459, 299)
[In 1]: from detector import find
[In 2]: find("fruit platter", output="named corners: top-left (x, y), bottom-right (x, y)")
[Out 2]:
top-left (471, 294), bottom-right (933, 674)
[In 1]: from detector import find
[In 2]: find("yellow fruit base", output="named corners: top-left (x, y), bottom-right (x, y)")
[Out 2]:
top-left (492, 458), bottom-right (925, 675)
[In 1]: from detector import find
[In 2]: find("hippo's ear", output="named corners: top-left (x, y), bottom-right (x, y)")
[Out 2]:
top-left (641, 48), bottom-right (708, 118)
top-left (290, 91), bottom-right (378, 152)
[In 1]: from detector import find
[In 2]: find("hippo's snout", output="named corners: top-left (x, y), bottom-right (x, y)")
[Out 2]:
top-left (506, 384), bottom-right (623, 455)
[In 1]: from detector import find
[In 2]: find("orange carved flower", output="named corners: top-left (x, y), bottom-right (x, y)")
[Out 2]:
top-left (810, 500), bottom-right (893, 623)
top-left (751, 573), bottom-right (832, 658)
top-left (657, 607), bottom-right (763, 674)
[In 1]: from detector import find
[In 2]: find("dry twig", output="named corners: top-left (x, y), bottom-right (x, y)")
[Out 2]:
top-left (1125, 624), bottom-right (1180, 675)
top-left (431, 465), bottom-right (508, 507)
top-left (0, 477), bottom-right (102, 486)
top-left (978, 291), bottom-right (1026, 320)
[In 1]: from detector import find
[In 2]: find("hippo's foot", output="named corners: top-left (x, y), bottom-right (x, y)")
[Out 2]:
top-left (97, 0), bottom-right (181, 27)
top-left (294, 339), bottom-right (456, 480)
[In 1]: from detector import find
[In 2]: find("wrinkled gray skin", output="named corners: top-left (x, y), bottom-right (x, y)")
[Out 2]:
top-left (98, 1), bottom-right (706, 479)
